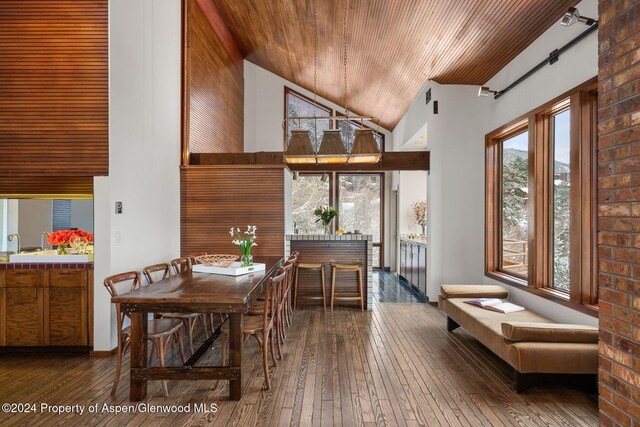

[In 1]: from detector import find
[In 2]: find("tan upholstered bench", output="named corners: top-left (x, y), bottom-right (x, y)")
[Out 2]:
top-left (438, 284), bottom-right (598, 392)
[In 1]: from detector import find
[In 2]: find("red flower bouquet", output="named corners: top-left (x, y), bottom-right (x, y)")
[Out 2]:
top-left (48, 229), bottom-right (94, 254)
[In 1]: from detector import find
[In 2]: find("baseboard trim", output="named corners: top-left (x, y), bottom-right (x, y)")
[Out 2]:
top-left (90, 348), bottom-right (117, 357)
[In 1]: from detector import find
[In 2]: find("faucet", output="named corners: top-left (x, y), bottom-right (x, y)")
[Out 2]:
top-left (8, 233), bottom-right (20, 253)
top-left (41, 232), bottom-right (50, 250)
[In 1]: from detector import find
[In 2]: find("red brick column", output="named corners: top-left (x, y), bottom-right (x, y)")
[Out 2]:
top-left (597, 0), bottom-right (640, 425)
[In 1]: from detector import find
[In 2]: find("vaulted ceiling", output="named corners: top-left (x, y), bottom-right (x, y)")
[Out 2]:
top-left (213, 0), bottom-right (579, 130)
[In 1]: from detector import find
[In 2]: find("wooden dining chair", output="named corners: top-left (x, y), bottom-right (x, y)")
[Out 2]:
top-left (243, 270), bottom-right (287, 390)
top-left (104, 271), bottom-right (186, 397)
top-left (284, 255), bottom-right (298, 326)
top-left (170, 257), bottom-right (192, 275)
top-left (143, 263), bottom-right (208, 355)
top-left (248, 263), bottom-right (292, 361)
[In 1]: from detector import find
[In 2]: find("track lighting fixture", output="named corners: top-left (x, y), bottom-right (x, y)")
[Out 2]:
top-left (561, 7), bottom-right (597, 26)
top-left (478, 86), bottom-right (498, 97)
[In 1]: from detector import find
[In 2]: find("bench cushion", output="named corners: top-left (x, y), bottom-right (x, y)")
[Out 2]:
top-left (440, 294), bottom-right (598, 374)
top-left (442, 298), bottom-right (551, 362)
top-left (502, 322), bottom-right (598, 343)
top-left (440, 284), bottom-right (508, 300)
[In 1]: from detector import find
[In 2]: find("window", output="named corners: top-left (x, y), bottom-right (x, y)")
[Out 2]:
top-left (291, 172), bottom-right (384, 269)
top-left (291, 174), bottom-right (330, 234)
top-left (285, 88), bottom-right (333, 152)
top-left (52, 200), bottom-right (71, 231)
top-left (337, 174), bottom-right (383, 267)
top-left (486, 79), bottom-right (598, 313)
top-left (285, 87), bottom-right (385, 153)
top-left (499, 129), bottom-right (529, 279)
top-left (551, 108), bottom-right (571, 292)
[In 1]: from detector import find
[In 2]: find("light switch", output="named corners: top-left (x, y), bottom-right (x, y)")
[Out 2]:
top-left (115, 231), bottom-right (121, 243)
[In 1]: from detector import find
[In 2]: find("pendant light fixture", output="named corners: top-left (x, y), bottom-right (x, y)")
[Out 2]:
top-left (284, 129), bottom-right (316, 163)
top-left (282, 0), bottom-right (381, 165)
top-left (317, 130), bottom-right (348, 163)
top-left (349, 128), bottom-right (381, 163)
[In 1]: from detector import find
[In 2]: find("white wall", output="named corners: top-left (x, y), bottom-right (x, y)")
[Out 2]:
top-left (93, 0), bottom-right (182, 351)
top-left (71, 200), bottom-right (94, 233)
top-left (398, 171), bottom-right (427, 235)
top-left (18, 199), bottom-right (52, 249)
top-left (392, 0), bottom-right (598, 326)
top-left (0, 200), bottom-right (7, 251)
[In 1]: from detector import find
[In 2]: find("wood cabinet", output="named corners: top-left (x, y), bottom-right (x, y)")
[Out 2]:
top-left (0, 268), bottom-right (92, 348)
top-left (399, 240), bottom-right (427, 297)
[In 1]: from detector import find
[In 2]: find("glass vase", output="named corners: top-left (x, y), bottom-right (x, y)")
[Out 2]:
top-left (240, 253), bottom-right (253, 267)
top-left (421, 224), bottom-right (426, 236)
top-left (323, 222), bottom-right (332, 235)
top-left (57, 243), bottom-right (68, 255)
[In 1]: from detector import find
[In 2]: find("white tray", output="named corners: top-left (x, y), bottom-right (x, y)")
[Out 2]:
top-left (193, 262), bottom-right (266, 276)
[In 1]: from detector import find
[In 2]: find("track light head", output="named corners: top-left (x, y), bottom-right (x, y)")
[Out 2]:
top-left (561, 7), bottom-right (597, 26)
top-left (478, 86), bottom-right (497, 97)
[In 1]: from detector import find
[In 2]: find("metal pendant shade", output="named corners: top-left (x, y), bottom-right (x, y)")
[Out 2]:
top-left (317, 130), bottom-right (348, 164)
top-left (348, 128), bottom-right (381, 163)
top-left (284, 130), bottom-right (316, 164)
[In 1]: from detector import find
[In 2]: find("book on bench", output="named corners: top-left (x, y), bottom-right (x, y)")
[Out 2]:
top-left (464, 298), bottom-right (525, 314)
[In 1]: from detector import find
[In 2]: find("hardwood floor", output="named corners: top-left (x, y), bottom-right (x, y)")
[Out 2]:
top-left (0, 304), bottom-right (598, 426)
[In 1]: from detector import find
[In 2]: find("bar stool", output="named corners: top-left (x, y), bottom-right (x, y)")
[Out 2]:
top-left (293, 262), bottom-right (326, 311)
top-left (330, 262), bottom-right (364, 311)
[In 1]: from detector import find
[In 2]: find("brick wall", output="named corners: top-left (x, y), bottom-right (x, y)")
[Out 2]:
top-left (597, 0), bottom-right (640, 425)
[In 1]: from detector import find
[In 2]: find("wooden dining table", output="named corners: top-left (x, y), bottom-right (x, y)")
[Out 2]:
top-left (111, 256), bottom-right (283, 401)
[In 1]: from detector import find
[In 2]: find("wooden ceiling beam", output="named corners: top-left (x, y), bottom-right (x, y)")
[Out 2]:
top-left (190, 151), bottom-right (429, 171)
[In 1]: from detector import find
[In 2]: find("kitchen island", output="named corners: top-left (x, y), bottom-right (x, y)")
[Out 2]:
top-left (286, 234), bottom-right (373, 310)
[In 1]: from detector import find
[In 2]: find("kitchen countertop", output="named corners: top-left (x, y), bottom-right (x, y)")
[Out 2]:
top-left (400, 236), bottom-right (428, 247)
top-left (287, 234), bottom-right (373, 241)
top-left (0, 261), bottom-right (94, 269)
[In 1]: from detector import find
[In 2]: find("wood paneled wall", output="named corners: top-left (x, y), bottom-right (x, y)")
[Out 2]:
top-left (181, 167), bottom-right (285, 257)
top-left (183, 0), bottom-right (244, 162)
top-left (0, 177), bottom-right (93, 199)
top-left (0, 0), bottom-right (108, 178)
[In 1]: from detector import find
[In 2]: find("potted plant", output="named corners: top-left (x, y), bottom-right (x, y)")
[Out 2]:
top-left (314, 206), bottom-right (338, 234)
top-left (230, 225), bottom-right (257, 267)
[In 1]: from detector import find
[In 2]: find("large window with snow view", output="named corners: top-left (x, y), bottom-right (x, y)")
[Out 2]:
top-left (485, 79), bottom-right (598, 313)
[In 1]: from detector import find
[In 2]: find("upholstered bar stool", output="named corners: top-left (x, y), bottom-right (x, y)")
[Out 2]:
top-left (330, 262), bottom-right (364, 311)
top-left (293, 262), bottom-right (326, 311)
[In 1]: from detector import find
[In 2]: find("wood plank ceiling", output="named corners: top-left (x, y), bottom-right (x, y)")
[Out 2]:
top-left (213, 0), bottom-right (580, 130)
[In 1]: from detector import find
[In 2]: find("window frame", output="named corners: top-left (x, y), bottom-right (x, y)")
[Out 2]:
top-left (284, 87), bottom-right (335, 151)
top-left (485, 78), bottom-right (598, 315)
top-left (284, 86), bottom-right (385, 153)
top-left (293, 171), bottom-right (385, 270)
top-left (336, 172), bottom-right (385, 269)
top-left (488, 122), bottom-right (530, 285)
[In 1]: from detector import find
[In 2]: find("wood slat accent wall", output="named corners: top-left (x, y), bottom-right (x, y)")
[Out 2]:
top-left (0, 177), bottom-right (93, 199)
top-left (0, 0), bottom-right (108, 177)
top-left (183, 0), bottom-right (244, 161)
top-left (290, 240), bottom-right (367, 309)
top-left (181, 167), bottom-right (285, 257)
